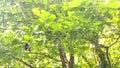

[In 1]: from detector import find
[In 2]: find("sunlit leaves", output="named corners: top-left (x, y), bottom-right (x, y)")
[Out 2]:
top-left (62, 0), bottom-right (82, 10)
top-left (32, 8), bottom-right (41, 17)
top-left (22, 25), bottom-right (29, 29)
top-left (107, 0), bottom-right (120, 8)
top-left (32, 8), bottom-right (56, 22)
top-left (112, 16), bottom-right (119, 23)
top-left (50, 4), bottom-right (58, 9)
top-left (98, 0), bottom-right (120, 8)
top-left (41, 9), bottom-right (51, 17)
top-left (23, 35), bottom-right (33, 41)
top-left (51, 23), bottom-right (62, 30)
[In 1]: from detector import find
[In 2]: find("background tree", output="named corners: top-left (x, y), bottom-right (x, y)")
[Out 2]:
top-left (0, 0), bottom-right (120, 68)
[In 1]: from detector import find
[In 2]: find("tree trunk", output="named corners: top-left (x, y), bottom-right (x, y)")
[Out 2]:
top-left (95, 47), bottom-right (111, 68)
top-left (68, 54), bottom-right (74, 68)
top-left (58, 45), bottom-right (68, 68)
top-left (58, 45), bottom-right (74, 68)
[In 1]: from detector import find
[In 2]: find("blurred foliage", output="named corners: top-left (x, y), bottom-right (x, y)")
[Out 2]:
top-left (0, 0), bottom-right (120, 68)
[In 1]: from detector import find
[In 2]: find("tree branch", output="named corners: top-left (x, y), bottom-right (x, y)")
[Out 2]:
top-left (14, 57), bottom-right (34, 68)
top-left (43, 54), bottom-right (61, 62)
top-left (82, 37), bottom-right (107, 48)
top-left (108, 35), bottom-right (120, 48)
top-left (28, 52), bottom-right (61, 62)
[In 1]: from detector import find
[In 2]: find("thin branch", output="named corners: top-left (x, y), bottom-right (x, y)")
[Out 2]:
top-left (43, 54), bottom-right (61, 62)
top-left (82, 37), bottom-right (107, 48)
top-left (108, 35), bottom-right (120, 48)
top-left (14, 57), bottom-right (34, 68)
top-left (28, 52), bottom-right (61, 62)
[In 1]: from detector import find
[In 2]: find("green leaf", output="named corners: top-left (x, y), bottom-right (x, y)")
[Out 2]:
top-left (23, 35), bottom-right (32, 41)
top-left (32, 8), bottom-right (41, 17)
top-left (64, 0), bottom-right (82, 8)
top-left (51, 23), bottom-right (62, 30)
top-left (41, 9), bottom-right (50, 17)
